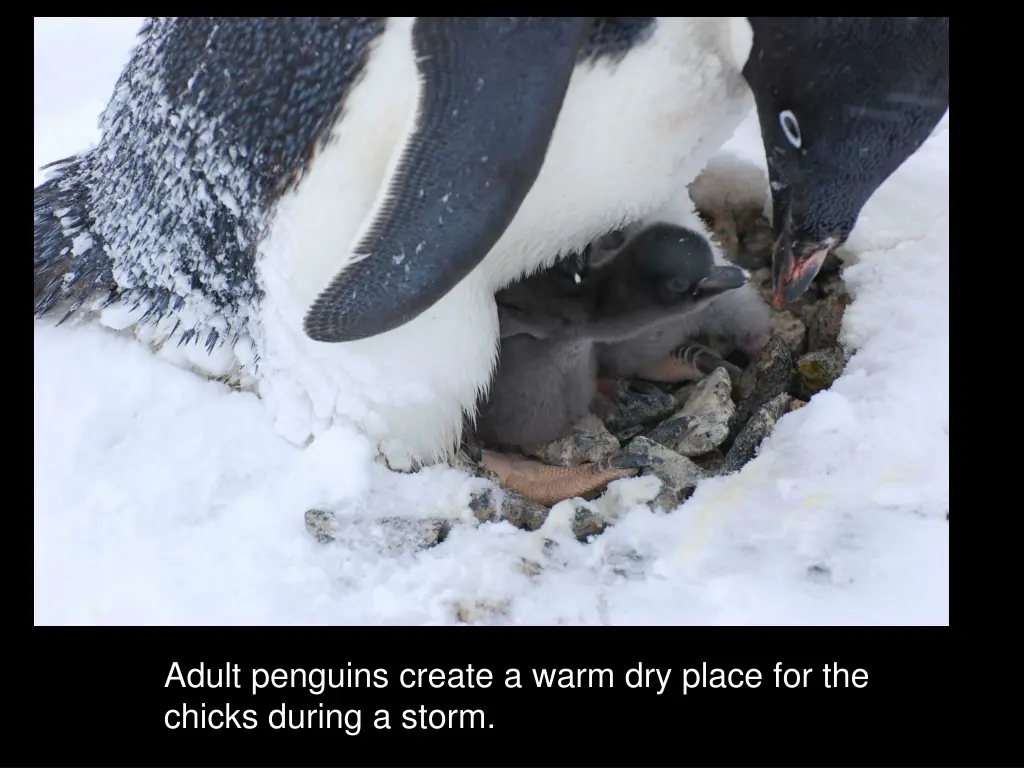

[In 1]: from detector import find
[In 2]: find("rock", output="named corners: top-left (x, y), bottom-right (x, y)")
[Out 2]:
top-left (791, 347), bottom-right (846, 401)
top-left (535, 497), bottom-right (608, 543)
top-left (304, 508), bottom-right (337, 544)
top-left (645, 367), bottom-right (734, 456)
top-left (304, 509), bottom-right (451, 552)
top-left (468, 487), bottom-right (500, 521)
top-left (601, 383), bottom-right (679, 436)
top-left (499, 491), bottom-right (550, 532)
top-left (787, 398), bottom-right (808, 412)
top-left (768, 308), bottom-right (807, 357)
top-left (571, 506), bottom-right (607, 541)
top-left (524, 413), bottom-right (619, 467)
top-left (672, 382), bottom-right (697, 409)
top-left (691, 449), bottom-right (727, 474)
top-left (789, 290), bottom-right (823, 328)
top-left (808, 289), bottom-right (851, 352)
top-left (520, 558), bottom-right (544, 577)
top-left (470, 487), bottom-right (550, 532)
top-left (456, 599), bottom-right (510, 624)
top-left (720, 393), bottom-right (792, 474)
top-left (732, 334), bottom-right (794, 429)
top-left (612, 424), bottom-right (646, 443)
top-left (625, 436), bottom-right (706, 510)
top-left (652, 489), bottom-right (683, 512)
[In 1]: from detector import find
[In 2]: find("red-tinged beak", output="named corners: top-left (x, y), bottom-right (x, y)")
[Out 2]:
top-left (772, 243), bottom-right (831, 307)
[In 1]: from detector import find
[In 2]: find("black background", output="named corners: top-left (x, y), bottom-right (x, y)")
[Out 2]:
top-left (12, 627), bottom-right (984, 767)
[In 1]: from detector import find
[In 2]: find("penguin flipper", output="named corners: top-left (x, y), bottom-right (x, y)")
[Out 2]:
top-left (304, 16), bottom-right (594, 343)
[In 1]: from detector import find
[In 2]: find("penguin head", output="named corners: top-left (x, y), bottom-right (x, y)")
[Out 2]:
top-left (629, 223), bottom-right (717, 304)
top-left (743, 17), bottom-right (949, 306)
top-left (598, 223), bottom-right (747, 311)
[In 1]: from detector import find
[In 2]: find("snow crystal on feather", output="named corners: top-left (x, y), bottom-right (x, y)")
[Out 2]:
top-left (85, 18), bottom-right (263, 352)
top-left (51, 17), bottom-right (388, 356)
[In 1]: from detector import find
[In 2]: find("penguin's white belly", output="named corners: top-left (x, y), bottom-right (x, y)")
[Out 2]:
top-left (250, 17), bottom-right (755, 467)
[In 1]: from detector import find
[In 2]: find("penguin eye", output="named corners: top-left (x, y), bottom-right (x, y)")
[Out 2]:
top-left (667, 277), bottom-right (691, 293)
top-left (779, 110), bottom-right (802, 149)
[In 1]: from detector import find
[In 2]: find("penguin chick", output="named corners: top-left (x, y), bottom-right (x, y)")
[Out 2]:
top-left (474, 227), bottom-right (747, 505)
top-left (478, 231), bottom-right (747, 448)
top-left (596, 223), bottom-right (771, 385)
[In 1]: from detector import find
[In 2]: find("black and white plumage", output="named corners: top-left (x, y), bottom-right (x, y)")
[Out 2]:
top-left (36, 18), bottom-right (388, 353)
top-left (34, 17), bottom-right (757, 469)
top-left (743, 17), bottom-right (949, 304)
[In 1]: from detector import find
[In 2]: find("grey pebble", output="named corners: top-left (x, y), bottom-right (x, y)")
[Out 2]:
top-left (625, 435), bottom-right (706, 510)
top-left (720, 393), bottom-right (793, 474)
top-left (645, 367), bottom-right (735, 456)
top-left (791, 346), bottom-right (847, 401)
top-left (732, 334), bottom-right (793, 433)
top-left (304, 509), bottom-right (451, 553)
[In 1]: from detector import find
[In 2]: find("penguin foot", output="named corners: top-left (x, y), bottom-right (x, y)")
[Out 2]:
top-left (480, 449), bottom-right (660, 507)
top-left (633, 345), bottom-right (743, 386)
top-left (633, 354), bottom-right (701, 383)
top-left (453, 418), bottom-right (486, 474)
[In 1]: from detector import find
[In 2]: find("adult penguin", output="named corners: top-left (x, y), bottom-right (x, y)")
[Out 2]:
top-left (742, 17), bottom-right (949, 305)
top-left (34, 17), bottom-right (757, 469)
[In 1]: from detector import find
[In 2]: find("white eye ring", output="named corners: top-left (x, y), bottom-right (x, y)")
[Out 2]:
top-left (779, 110), bottom-right (802, 149)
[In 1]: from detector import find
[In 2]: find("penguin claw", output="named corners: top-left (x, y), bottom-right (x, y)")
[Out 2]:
top-left (461, 439), bottom-right (483, 465)
top-left (673, 344), bottom-right (743, 386)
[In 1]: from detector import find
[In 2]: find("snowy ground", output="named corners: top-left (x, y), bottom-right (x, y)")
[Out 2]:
top-left (33, 18), bottom-right (949, 625)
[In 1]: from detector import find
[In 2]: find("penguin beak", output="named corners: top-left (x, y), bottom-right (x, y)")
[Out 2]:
top-left (698, 265), bottom-right (749, 296)
top-left (771, 233), bottom-right (832, 307)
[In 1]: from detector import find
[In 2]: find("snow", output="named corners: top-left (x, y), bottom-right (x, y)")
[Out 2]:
top-left (33, 18), bottom-right (949, 625)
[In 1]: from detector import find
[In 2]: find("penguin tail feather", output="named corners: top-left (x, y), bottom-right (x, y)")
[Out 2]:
top-left (34, 153), bottom-right (118, 323)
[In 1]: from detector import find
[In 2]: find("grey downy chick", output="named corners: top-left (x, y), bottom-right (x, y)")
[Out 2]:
top-left (473, 226), bottom-right (747, 506)
top-left (478, 226), bottom-right (748, 448)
